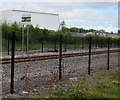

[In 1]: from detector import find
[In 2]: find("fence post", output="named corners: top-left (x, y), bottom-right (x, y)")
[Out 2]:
top-left (8, 36), bottom-right (10, 55)
top-left (26, 30), bottom-right (29, 53)
top-left (54, 36), bottom-right (57, 51)
top-left (74, 37), bottom-right (76, 50)
top-left (82, 37), bottom-right (84, 49)
top-left (101, 38), bottom-right (103, 48)
top-left (88, 37), bottom-right (91, 75)
top-left (107, 38), bottom-right (110, 70)
top-left (26, 34), bottom-right (27, 53)
top-left (64, 40), bottom-right (67, 52)
top-left (59, 35), bottom-right (62, 80)
top-left (41, 38), bottom-right (44, 53)
top-left (10, 32), bottom-right (15, 94)
top-left (95, 38), bottom-right (97, 49)
top-left (118, 38), bottom-right (120, 67)
top-left (118, 38), bottom-right (120, 48)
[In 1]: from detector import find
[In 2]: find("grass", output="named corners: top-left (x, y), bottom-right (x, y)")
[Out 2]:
top-left (4, 67), bottom-right (120, 99)
top-left (47, 67), bottom-right (120, 99)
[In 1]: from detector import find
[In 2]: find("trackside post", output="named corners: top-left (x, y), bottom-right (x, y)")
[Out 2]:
top-left (59, 35), bottom-right (62, 80)
top-left (8, 36), bottom-right (10, 55)
top-left (10, 32), bottom-right (15, 94)
top-left (88, 37), bottom-right (91, 75)
top-left (107, 38), bottom-right (110, 70)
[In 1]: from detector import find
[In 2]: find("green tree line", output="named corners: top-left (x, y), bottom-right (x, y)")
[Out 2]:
top-left (1, 23), bottom-right (119, 51)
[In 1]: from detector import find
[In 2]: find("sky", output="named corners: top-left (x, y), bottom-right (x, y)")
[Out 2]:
top-left (0, 0), bottom-right (119, 33)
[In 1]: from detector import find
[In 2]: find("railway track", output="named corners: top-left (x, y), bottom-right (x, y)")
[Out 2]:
top-left (2, 49), bottom-right (120, 64)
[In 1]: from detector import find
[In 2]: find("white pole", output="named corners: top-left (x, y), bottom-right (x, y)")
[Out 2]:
top-left (22, 7), bottom-right (25, 53)
top-left (22, 25), bottom-right (24, 53)
top-left (27, 26), bottom-right (29, 53)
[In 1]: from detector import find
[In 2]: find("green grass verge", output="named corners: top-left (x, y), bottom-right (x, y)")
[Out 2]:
top-left (4, 67), bottom-right (120, 99)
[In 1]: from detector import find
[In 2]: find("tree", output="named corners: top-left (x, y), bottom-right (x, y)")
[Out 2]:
top-left (61, 27), bottom-right (69, 32)
top-left (2, 23), bottom-right (12, 38)
top-left (70, 27), bottom-right (79, 32)
top-left (111, 31), bottom-right (113, 34)
top-left (99, 29), bottom-right (106, 32)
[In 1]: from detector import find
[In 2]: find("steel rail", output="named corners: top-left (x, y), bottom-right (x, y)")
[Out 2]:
top-left (2, 49), bottom-right (120, 64)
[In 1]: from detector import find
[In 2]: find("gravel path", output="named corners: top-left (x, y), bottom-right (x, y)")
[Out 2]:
top-left (1, 52), bottom-right (119, 94)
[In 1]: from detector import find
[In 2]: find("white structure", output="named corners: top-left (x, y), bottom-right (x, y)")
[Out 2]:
top-left (86, 31), bottom-right (107, 37)
top-left (0, 10), bottom-right (60, 31)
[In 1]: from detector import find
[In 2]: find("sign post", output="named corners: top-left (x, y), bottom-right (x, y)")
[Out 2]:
top-left (21, 14), bottom-right (31, 53)
top-left (22, 25), bottom-right (24, 52)
top-left (27, 26), bottom-right (29, 52)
